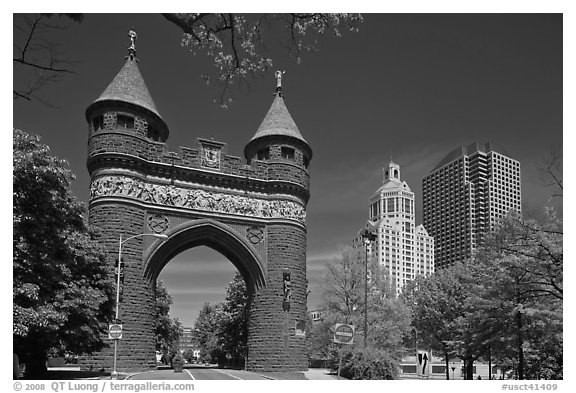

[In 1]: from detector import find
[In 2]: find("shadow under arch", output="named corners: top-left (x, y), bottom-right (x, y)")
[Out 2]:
top-left (143, 219), bottom-right (267, 292)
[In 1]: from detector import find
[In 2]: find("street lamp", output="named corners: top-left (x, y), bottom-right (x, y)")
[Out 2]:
top-left (111, 232), bottom-right (168, 379)
top-left (359, 224), bottom-right (376, 348)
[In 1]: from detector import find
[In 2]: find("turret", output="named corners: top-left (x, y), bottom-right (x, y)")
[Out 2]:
top-left (244, 71), bottom-right (312, 202)
top-left (85, 29), bottom-right (169, 145)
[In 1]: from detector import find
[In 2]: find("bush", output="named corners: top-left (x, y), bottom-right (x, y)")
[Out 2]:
top-left (339, 347), bottom-right (399, 380)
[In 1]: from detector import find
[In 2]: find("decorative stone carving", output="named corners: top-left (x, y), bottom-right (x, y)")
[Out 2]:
top-left (90, 175), bottom-right (306, 223)
top-left (201, 145), bottom-right (221, 170)
top-left (148, 214), bottom-right (169, 233)
top-left (246, 226), bottom-right (264, 244)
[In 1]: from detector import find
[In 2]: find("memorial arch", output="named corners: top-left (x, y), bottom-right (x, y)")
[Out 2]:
top-left (81, 33), bottom-right (312, 372)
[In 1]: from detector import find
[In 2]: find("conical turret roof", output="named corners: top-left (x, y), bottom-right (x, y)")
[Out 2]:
top-left (92, 56), bottom-right (162, 120)
top-left (249, 91), bottom-right (307, 144)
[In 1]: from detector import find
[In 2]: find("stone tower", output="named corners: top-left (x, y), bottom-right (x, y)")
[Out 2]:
top-left (82, 32), bottom-right (312, 372)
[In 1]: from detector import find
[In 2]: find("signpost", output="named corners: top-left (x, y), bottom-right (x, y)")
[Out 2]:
top-left (108, 324), bottom-right (123, 340)
top-left (333, 323), bottom-right (355, 344)
top-left (333, 324), bottom-right (354, 376)
top-left (417, 350), bottom-right (431, 378)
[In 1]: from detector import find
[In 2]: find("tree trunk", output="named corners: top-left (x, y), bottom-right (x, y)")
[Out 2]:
top-left (488, 346), bottom-right (492, 380)
top-left (444, 351), bottom-right (450, 380)
top-left (466, 358), bottom-right (474, 380)
top-left (516, 311), bottom-right (524, 380)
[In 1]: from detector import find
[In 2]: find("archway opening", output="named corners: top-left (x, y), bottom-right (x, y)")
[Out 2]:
top-left (156, 246), bottom-right (249, 368)
top-left (144, 219), bottom-right (265, 368)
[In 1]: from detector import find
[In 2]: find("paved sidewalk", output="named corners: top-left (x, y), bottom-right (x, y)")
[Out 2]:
top-left (304, 368), bottom-right (346, 380)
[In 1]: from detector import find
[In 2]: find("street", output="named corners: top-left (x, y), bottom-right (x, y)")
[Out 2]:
top-left (127, 366), bottom-right (271, 380)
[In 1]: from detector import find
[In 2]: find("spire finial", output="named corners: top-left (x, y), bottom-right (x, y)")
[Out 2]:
top-left (275, 70), bottom-right (285, 96)
top-left (128, 28), bottom-right (137, 60)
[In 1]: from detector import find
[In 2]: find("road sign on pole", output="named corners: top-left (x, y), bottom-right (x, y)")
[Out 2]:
top-left (109, 323), bottom-right (123, 340)
top-left (333, 323), bottom-right (355, 345)
top-left (417, 350), bottom-right (431, 377)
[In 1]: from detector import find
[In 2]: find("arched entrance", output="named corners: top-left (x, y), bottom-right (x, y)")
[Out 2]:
top-left (144, 218), bottom-right (266, 291)
top-left (81, 37), bottom-right (312, 373)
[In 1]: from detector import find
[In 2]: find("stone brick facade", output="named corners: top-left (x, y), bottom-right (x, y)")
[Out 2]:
top-left (82, 56), bottom-right (312, 373)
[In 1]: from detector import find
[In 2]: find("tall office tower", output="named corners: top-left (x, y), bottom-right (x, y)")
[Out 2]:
top-left (422, 142), bottom-right (522, 269)
top-left (362, 161), bottom-right (434, 296)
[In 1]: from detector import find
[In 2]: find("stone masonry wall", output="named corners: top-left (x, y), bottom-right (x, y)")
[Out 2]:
top-left (247, 223), bottom-right (307, 371)
top-left (81, 203), bottom-right (156, 372)
top-left (86, 110), bottom-right (311, 372)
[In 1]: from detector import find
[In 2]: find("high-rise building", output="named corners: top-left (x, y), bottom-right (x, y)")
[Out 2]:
top-left (422, 142), bottom-right (522, 269)
top-left (361, 161), bottom-right (434, 296)
top-left (179, 326), bottom-right (194, 353)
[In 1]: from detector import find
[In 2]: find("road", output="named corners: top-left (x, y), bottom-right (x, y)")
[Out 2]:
top-left (127, 366), bottom-right (270, 380)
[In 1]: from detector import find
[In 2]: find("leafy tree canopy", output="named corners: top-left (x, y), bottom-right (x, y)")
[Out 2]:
top-left (13, 128), bottom-right (114, 376)
top-left (155, 280), bottom-right (183, 364)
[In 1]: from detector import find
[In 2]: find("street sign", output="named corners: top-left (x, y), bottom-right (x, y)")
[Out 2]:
top-left (417, 350), bottom-right (430, 376)
top-left (109, 323), bottom-right (123, 340)
top-left (333, 323), bottom-right (355, 345)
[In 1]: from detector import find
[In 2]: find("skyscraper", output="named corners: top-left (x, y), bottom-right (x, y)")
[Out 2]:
top-left (422, 142), bottom-right (522, 269)
top-left (363, 161), bottom-right (434, 296)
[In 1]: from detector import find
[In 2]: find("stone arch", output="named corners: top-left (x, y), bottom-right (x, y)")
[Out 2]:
top-left (143, 218), bottom-right (266, 291)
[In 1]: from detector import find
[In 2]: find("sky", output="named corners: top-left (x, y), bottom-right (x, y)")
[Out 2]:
top-left (11, 12), bottom-right (564, 328)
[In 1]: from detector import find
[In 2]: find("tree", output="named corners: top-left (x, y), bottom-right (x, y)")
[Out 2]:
top-left (15, 13), bottom-right (362, 107)
top-left (189, 272), bottom-right (249, 367)
top-left (219, 272), bottom-right (249, 367)
top-left (535, 143), bottom-right (562, 200)
top-left (312, 245), bottom-right (411, 376)
top-left (182, 349), bottom-right (195, 363)
top-left (154, 280), bottom-right (183, 364)
top-left (13, 14), bottom-right (83, 104)
top-left (192, 302), bottom-right (226, 364)
top-left (402, 263), bottom-right (480, 380)
top-left (13, 128), bottom-right (114, 377)
top-left (471, 211), bottom-right (563, 379)
top-left (163, 13), bottom-right (362, 107)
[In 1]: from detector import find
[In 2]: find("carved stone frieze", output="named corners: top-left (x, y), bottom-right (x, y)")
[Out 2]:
top-left (90, 175), bottom-right (306, 223)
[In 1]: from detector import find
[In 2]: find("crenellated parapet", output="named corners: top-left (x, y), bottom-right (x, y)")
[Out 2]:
top-left (87, 131), bottom-right (310, 203)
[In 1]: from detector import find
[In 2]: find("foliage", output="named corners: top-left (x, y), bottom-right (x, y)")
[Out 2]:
top-left (191, 272), bottom-right (249, 367)
top-left (339, 347), bottom-right (398, 380)
top-left (154, 280), bottom-right (183, 364)
top-left (402, 263), bottom-right (479, 379)
top-left (470, 210), bottom-right (563, 379)
top-left (403, 208), bottom-right (563, 380)
top-left (164, 13), bottom-right (362, 107)
top-left (311, 245), bottom-right (411, 371)
top-left (182, 349), bottom-right (195, 363)
top-left (219, 272), bottom-right (249, 366)
top-left (15, 13), bottom-right (361, 107)
top-left (192, 302), bottom-right (226, 365)
top-left (13, 129), bottom-right (114, 376)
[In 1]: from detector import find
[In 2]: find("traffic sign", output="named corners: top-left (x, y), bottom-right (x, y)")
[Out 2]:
top-left (109, 324), bottom-right (123, 340)
top-left (417, 350), bottom-right (430, 376)
top-left (333, 323), bottom-right (355, 345)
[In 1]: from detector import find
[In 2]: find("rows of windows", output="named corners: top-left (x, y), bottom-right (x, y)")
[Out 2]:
top-left (254, 146), bottom-right (309, 168)
top-left (91, 113), bottom-right (162, 141)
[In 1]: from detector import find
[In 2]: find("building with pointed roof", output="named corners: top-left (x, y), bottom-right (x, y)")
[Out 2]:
top-left (244, 75), bottom-right (312, 170)
top-left (361, 162), bottom-right (434, 296)
top-left (85, 34), bottom-right (168, 143)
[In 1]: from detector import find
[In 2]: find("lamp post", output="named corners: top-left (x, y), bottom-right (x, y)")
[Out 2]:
top-left (111, 232), bottom-right (168, 379)
top-left (359, 225), bottom-right (376, 348)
